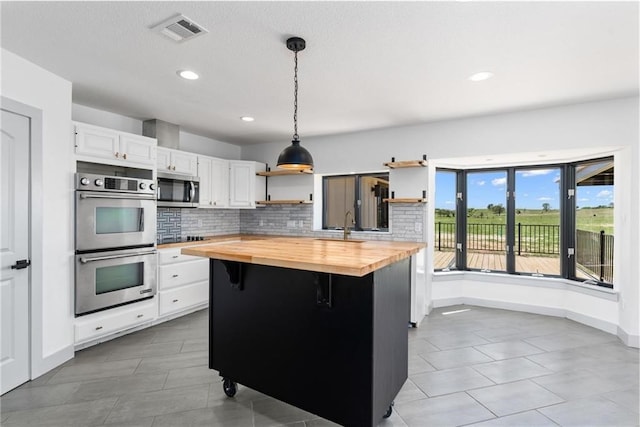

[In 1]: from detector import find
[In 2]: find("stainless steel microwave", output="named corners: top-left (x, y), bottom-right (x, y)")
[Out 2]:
top-left (157, 171), bottom-right (200, 208)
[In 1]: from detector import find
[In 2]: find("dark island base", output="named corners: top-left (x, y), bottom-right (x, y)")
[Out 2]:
top-left (209, 258), bottom-right (411, 427)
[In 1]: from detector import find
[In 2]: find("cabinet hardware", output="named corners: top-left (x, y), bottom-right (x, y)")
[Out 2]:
top-left (173, 299), bottom-right (179, 303)
top-left (168, 165), bottom-right (172, 170)
top-left (137, 314), bottom-right (144, 318)
top-left (95, 326), bottom-right (103, 330)
top-left (172, 274), bottom-right (179, 278)
top-left (123, 153), bottom-right (127, 160)
top-left (172, 255), bottom-right (179, 258)
top-left (115, 152), bottom-right (119, 158)
top-left (11, 259), bottom-right (31, 270)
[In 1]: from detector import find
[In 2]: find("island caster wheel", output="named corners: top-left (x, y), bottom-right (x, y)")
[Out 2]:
top-left (222, 378), bottom-right (237, 397)
top-left (383, 402), bottom-right (394, 419)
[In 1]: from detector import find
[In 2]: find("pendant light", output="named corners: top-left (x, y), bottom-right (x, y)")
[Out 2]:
top-left (277, 37), bottom-right (314, 170)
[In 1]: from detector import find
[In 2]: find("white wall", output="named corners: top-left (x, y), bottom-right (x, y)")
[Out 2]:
top-left (72, 104), bottom-right (242, 160)
top-left (243, 96), bottom-right (640, 345)
top-left (2, 48), bottom-right (75, 375)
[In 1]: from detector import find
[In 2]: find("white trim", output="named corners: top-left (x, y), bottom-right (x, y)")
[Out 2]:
top-left (432, 271), bottom-right (619, 301)
top-left (431, 297), bottom-right (620, 338)
top-left (617, 326), bottom-right (640, 348)
top-left (32, 346), bottom-right (74, 379)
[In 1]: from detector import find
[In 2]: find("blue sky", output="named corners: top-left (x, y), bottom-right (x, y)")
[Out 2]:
top-left (435, 169), bottom-right (614, 210)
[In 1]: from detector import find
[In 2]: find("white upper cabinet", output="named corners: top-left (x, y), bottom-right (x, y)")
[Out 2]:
top-left (230, 161), bottom-right (263, 208)
top-left (199, 158), bottom-right (262, 209)
top-left (157, 147), bottom-right (198, 176)
top-left (74, 122), bottom-right (156, 168)
top-left (199, 156), bottom-right (230, 208)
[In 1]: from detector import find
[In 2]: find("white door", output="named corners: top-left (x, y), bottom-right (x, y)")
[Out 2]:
top-left (171, 152), bottom-right (198, 176)
top-left (119, 134), bottom-right (156, 167)
top-left (74, 123), bottom-right (119, 161)
top-left (210, 158), bottom-right (229, 208)
top-left (197, 156), bottom-right (213, 207)
top-left (1, 109), bottom-right (31, 394)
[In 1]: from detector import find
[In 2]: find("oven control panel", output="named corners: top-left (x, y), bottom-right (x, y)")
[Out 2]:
top-left (76, 173), bottom-right (156, 194)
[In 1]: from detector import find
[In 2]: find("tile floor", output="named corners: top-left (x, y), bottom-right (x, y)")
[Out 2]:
top-left (1, 305), bottom-right (638, 426)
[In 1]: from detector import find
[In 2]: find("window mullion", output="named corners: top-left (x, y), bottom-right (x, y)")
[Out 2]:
top-left (506, 168), bottom-right (516, 273)
top-left (456, 170), bottom-right (467, 270)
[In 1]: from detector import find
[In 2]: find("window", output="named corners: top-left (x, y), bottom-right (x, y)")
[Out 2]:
top-left (323, 173), bottom-right (389, 231)
top-left (434, 170), bottom-right (457, 270)
top-left (574, 158), bottom-right (614, 287)
top-left (434, 157), bottom-right (614, 288)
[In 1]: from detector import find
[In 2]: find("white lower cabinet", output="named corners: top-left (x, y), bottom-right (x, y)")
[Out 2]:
top-left (159, 281), bottom-right (209, 316)
top-left (158, 246), bottom-right (209, 316)
top-left (75, 299), bottom-right (157, 344)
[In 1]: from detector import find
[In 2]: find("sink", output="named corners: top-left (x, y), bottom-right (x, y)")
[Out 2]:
top-left (315, 238), bottom-right (365, 243)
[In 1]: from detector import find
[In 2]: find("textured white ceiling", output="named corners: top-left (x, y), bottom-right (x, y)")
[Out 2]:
top-left (1, 1), bottom-right (637, 145)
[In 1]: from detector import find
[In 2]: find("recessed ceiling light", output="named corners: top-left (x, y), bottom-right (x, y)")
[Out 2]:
top-left (469, 71), bottom-right (494, 82)
top-left (240, 116), bottom-right (255, 122)
top-left (177, 70), bottom-right (199, 80)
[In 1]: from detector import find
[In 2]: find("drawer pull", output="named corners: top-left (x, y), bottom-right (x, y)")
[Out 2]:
top-left (172, 255), bottom-right (179, 258)
top-left (172, 274), bottom-right (179, 278)
top-left (173, 299), bottom-right (179, 303)
top-left (137, 314), bottom-right (144, 318)
top-left (95, 326), bottom-right (103, 331)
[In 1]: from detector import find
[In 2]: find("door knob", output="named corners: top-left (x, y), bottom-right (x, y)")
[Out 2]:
top-left (11, 259), bottom-right (31, 270)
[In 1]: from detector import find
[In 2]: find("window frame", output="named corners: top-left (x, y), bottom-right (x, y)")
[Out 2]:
top-left (434, 157), bottom-right (613, 289)
top-left (322, 173), bottom-right (390, 232)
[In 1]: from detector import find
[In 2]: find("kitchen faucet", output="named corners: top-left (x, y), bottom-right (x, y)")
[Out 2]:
top-left (344, 211), bottom-right (354, 240)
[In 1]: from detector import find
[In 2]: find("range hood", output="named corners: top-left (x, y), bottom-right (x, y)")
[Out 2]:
top-left (143, 119), bottom-right (180, 149)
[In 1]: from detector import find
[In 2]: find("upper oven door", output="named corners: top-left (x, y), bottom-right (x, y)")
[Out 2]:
top-left (76, 191), bottom-right (157, 251)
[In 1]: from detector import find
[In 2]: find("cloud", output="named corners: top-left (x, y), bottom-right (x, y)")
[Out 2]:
top-left (537, 197), bottom-right (552, 201)
top-left (596, 190), bottom-right (613, 198)
top-left (518, 169), bottom-right (554, 177)
top-left (476, 180), bottom-right (485, 186)
top-left (491, 177), bottom-right (506, 186)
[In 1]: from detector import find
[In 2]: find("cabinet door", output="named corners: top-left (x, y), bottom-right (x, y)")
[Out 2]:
top-left (75, 124), bottom-right (120, 161)
top-left (198, 157), bottom-right (213, 207)
top-left (171, 151), bottom-right (198, 176)
top-left (157, 147), bottom-right (172, 172)
top-left (119, 134), bottom-right (156, 167)
top-left (229, 161), bottom-right (255, 208)
top-left (210, 158), bottom-right (229, 208)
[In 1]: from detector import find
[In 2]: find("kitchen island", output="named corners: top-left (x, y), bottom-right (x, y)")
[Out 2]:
top-left (183, 237), bottom-right (425, 426)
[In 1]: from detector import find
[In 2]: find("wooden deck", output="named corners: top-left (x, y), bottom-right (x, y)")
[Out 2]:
top-left (434, 250), bottom-right (594, 279)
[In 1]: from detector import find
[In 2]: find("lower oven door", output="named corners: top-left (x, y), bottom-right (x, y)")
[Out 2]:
top-left (76, 247), bottom-right (157, 315)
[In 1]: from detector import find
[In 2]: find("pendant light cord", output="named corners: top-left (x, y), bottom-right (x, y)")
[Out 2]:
top-left (293, 50), bottom-right (299, 141)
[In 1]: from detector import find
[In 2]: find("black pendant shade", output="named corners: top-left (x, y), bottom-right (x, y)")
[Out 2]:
top-left (277, 139), bottom-right (314, 170)
top-left (277, 36), bottom-right (314, 171)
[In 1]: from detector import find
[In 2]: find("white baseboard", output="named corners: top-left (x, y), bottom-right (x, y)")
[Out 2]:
top-left (32, 345), bottom-right (74, 379)
top-left (618, 326), bottom-right (640, 348)
top-left (431, 297), bottom-right (629, 345)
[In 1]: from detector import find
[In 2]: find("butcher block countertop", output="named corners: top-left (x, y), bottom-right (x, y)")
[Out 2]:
top-left (181, 237), bottom-right (425, 277)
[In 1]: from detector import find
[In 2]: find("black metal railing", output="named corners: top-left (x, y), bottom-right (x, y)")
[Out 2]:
top-left (576, 229), bottom-right (614, 283)
top-left (435, 222), bottom-right (560, 255)
top-left (434, 221), bottom-right (614, 283)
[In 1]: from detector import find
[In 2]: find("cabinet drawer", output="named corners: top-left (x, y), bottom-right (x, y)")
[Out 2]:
top-left (159, 259), bottom-right (208, 290)
top-left (75, 300), bottom-right (157, 343)
top-left (159, 281), bottom-right (209, 316)
top-left (158, 248), bottom-right (204, 265)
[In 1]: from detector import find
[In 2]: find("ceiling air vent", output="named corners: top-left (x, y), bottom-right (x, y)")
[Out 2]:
top-left (152, 14), bottom-right (208, 43)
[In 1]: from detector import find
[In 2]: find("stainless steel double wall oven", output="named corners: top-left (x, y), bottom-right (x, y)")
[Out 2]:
top-left (75, 172), bottom-right (157, 315)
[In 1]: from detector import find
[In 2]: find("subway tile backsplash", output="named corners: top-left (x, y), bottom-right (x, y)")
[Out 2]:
top-left (158, 203), bottom-right (425, 244)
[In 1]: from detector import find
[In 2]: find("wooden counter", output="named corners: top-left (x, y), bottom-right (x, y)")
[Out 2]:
top-left (181, 237), bottom-right (424, 277)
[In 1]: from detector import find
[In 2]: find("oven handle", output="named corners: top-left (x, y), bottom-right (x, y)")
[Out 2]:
top-left (79, 193), bottom-right (156, 201)
top-left (79, 250), bottom-right (157, 264)
top-left (188, 182), bottom-right (196, 203)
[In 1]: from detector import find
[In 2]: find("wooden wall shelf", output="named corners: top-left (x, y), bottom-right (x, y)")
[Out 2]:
top-left (383, 198), bottom-right (427, 203)
top-left (383, 159), bottom-right (428, 169)
top-left (256, 169), bottom-right (313, 177)
top-left (256, 200), bottom-right (313, 205)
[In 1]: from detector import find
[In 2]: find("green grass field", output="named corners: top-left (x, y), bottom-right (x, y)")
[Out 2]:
top-left (435, 207), bottom-right (613, 234)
